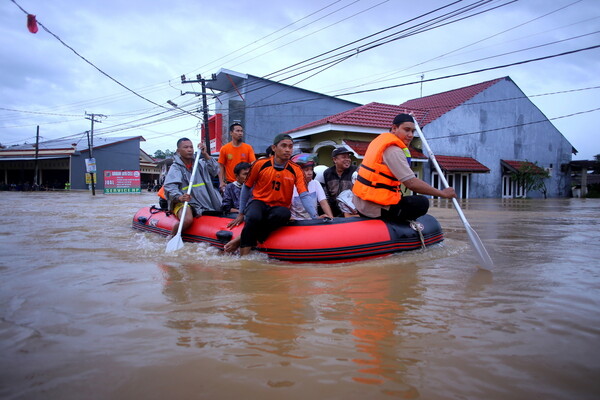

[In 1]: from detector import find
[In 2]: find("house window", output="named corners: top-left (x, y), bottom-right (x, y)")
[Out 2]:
top-left (502, 175), bottom-right (526, 198)
top-left (432, 171), bottom-right (468, 198)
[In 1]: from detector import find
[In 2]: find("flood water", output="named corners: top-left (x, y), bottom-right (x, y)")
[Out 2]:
top-left (0, 191), bottom-right (599, 400)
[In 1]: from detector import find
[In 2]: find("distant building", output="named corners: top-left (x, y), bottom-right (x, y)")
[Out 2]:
top-left (0, 136), bottom-right (160, 190)
top-left (205, 68), bottom-right (360, 154)
top-left (286, 76), bottom-right (575, 199)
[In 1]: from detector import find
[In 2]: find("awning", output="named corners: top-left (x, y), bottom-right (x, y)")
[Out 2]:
top-left (436, 155), bottom-right (490, 173)
top-left (501, 159), bottom-right (544, 174)
top-left (343, 139), bottom-right (427, 160)
top-left (0, 155), bottom-right (70, 162)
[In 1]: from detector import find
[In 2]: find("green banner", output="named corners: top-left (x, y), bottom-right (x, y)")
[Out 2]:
top-left (104, 188), bottom-right (141, 194)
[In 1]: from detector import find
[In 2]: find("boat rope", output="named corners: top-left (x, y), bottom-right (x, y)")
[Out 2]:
top-left (409, 220), bottom-right (426, 249)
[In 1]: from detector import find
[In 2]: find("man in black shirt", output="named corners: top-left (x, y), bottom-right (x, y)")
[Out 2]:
top-left (323, 146), bottom-right (358, 217)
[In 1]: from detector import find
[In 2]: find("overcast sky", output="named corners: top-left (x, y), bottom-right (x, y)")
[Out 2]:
top-left (1, 0), bottom-right (599, 160)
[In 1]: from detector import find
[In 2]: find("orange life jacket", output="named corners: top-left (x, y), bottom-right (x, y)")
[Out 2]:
top-left (157, 185), bottom-right (166, 200)
top-left (352, 132), bottom-right (411, 206)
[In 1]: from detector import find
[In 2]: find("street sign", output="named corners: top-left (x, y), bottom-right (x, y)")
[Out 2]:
top-left (85, 158), bottom-right (97, 173)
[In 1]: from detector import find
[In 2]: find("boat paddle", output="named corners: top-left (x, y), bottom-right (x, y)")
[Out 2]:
top-left (166, 147), bottom-right (203, 253)
top-left (411, 115), bottom-right (494, 270)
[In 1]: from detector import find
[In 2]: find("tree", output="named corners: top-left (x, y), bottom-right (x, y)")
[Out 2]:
top-left (153, 149), bottom-right (174, 159)
top-left (510, 161), bottom-right (550, 198)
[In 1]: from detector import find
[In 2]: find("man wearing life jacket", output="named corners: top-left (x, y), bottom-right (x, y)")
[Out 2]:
top-left (157, 185), bottom-right (168, 210)
top-left (163, 138), bottom-right (222, 235)
top-left (352, 113), bottom-right (456, 222)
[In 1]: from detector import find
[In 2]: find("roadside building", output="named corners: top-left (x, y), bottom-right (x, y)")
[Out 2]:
top-left (205, 68), bottom-right (360, 154)
top-left (0, 136), bottom-right (159, 190)
top-left (286, 76), bottom-right (575, 198)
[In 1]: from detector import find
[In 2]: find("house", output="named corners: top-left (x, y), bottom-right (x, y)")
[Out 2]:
top-left (0, 136), bottom-right (160, 190)
top-left (205, 68), bottom-right (360, 154)
top-left (286, 102), bottom-right (433, 192)
top-left (286, 76), bottom-right (575, 198)
top-left (570, 159), bottom-right (600, 197)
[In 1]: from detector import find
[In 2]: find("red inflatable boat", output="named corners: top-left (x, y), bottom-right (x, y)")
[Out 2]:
top-left (132, 206), bottom-right (444, 263)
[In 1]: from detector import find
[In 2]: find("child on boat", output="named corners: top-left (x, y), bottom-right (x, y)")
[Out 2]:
top-left (222, 162), bottom-right (251, 214)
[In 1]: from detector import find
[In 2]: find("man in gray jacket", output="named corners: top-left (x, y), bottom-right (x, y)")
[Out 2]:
top-left (163, 138), bottom-right (222, 235)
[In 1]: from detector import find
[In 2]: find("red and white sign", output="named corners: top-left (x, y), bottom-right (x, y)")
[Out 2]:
top-left (104, 170), bottom-right (141, 193)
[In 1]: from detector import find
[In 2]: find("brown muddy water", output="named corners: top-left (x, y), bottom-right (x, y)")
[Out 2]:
top-left (0, 191), bottom-right (599, 400)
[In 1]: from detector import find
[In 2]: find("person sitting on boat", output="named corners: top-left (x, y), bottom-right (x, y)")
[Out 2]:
top-left (352, 113), bottom-right (456, 222)
top-left (224, 134), bottom-right (319, 256)
top-left (289, 153), bottom-right (334, 221)
top-left (323, 146), bottom-right (358, 217)
top-left (222, 162), bottom-right (251, 214)
top-left (163, 138), bottom-right (222, 235)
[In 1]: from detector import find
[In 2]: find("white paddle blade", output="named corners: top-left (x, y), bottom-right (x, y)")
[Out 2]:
top-left (464, 224), bottom-right (494, 270)
top-left (165, 235), bottom-right (184, 253)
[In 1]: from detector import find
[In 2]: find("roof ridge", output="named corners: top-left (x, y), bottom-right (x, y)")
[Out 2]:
top-left (399, 76), bottom-right (507, 126)
top-left (412, 77), bottom-right (506, 102)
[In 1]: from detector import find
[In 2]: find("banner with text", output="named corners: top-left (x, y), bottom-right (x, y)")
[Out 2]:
top-left (104, 170), bottom-right (141, 194)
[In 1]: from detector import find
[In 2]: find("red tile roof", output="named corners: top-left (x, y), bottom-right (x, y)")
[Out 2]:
top-left (501, 159), bottom-right (545, 174)
top-left (436, 155), bottom-right (490, 173)
top-left (399, 77), bottom-right (505, 126)
top-left (344, 139), bottom-right (427, 159)
top-left (287, 77), bottom-right (506, 134)
top-left (287, 102), bottom-right (411, 133)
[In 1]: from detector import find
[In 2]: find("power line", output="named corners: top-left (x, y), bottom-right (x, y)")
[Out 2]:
top-left (190, 0), bottom-right (363, 76)
top-left (9, 0), bottom-right (171, 111)
top-left (327, 30), bottom-right (600, 95)
top-left (331, 44), bottom-right (600, 98)
top-left (238, 0), bottom-right (516, 106)
top-left (428, 106), bottom-right (600, 140)
top-left (380, 0), bottom-right (585, 83)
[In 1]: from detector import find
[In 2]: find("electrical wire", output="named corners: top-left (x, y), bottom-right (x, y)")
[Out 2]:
top-left (9, 0), bottom-right (171, 111)
top-left (428, 106), bottom-right (600, 140)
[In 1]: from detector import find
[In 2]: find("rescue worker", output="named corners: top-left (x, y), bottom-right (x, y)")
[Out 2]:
top-left (224, 134), bottom-right (319, 256)
top-left (163, 138), bottom-right (222, 235)
top-left (352, 113), bottom-right (456, 222)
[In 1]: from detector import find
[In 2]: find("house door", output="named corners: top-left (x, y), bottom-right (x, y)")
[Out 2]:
top-left (502, 175), bottom-right (512, 198)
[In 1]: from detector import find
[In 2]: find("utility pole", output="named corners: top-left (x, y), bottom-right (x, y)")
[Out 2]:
top-left (84, 112), bottom-right (106, 196)
top-left (34, 125), bottom-right (40, 189)
top-left (180, 74), bottom-right (217, 153)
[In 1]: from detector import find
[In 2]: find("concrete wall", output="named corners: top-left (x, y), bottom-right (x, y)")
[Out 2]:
top-left (422, 78), bottom-right (572, 198)
top-left (71, 139), bottom-right (141, 190)
top-left (214, 76), bottom-right (359, 153)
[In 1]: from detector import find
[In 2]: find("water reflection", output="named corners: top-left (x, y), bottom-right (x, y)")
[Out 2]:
top-left (157, 260), bottom-right (429, 395)
top-left (2, 192), bottom-right (600, 399)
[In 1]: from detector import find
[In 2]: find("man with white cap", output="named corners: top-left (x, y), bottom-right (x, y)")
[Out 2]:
top-left (323, 146), bottom-right (358, 217)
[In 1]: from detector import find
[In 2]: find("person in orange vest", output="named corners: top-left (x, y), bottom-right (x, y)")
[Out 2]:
top-left (352, 113), bottom-right (456, 222)
top-left (157, 185), bottom-right (168, 210)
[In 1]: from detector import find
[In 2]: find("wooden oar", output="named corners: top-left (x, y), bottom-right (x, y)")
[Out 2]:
top-left (411, 116), bottom-right (494, 270)
top-left (166, 148), bottom-right (202, 253)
